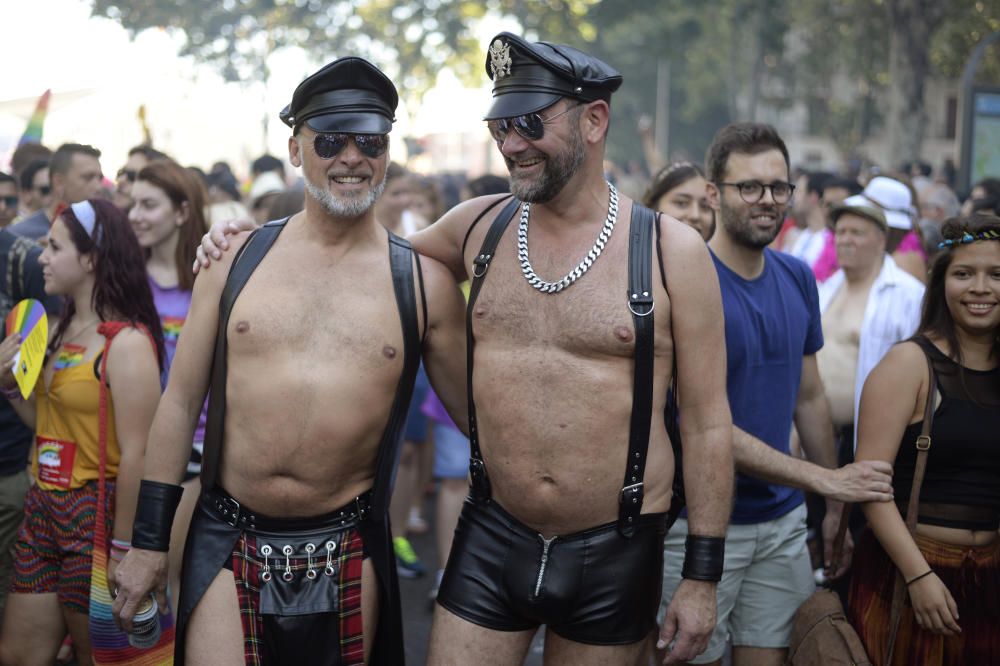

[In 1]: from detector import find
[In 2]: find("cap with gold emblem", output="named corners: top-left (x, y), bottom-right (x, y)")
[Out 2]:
top-left (483, 32), bottom-right (622, 120)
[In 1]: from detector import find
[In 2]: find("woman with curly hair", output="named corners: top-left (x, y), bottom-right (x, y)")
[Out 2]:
top-left (849, 214), bottom-right (1000, 664)
top-left (0, 199), bottom-right (165, 664)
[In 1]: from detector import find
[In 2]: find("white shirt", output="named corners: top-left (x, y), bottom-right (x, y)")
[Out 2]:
top-left (787, 227), bottom-right (829, 268)
top-left (818, 254), bottom-right (925, 450)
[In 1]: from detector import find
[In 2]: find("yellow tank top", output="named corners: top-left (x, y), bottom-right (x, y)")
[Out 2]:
top-left (32, 345), bottom-right (119, 490)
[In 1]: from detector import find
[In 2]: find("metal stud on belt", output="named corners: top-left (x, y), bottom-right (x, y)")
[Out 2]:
top-left (305, 543), bottom-right (317, 580)
top-left (282, 544), bottom-right (294, 582)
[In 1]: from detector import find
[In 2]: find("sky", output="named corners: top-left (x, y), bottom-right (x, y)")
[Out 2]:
top-left (1, 0), bottom-right (506, 178)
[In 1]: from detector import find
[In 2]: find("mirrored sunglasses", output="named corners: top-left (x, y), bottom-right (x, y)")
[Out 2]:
top-left (313, 133), bottom-right (389, 160)
top-left (487, 103), bottom-right (582, 143)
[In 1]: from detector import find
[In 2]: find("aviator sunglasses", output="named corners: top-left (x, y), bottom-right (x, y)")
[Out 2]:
top-left (312, 133), bottom-right (389, 160)
top-left (487, 102), bottom-right (582, 143)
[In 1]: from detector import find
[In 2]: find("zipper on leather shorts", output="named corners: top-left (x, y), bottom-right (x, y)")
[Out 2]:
top-left (533, 535), bottom-right (557, 598)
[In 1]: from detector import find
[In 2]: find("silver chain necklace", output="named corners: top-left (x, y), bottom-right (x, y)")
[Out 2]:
top-left (517, 182), bottom-right (619, 294)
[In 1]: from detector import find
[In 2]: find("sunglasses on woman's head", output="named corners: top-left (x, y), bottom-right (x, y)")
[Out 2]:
top-left (486, 102), bottom-right (582, 143)
top-left (312, 133), bottom-right (389, 160)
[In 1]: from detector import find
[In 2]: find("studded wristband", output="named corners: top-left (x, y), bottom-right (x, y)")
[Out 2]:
top-left (132, 480), bottom-right (184, 552)
top-left (681, 534), bottom-right (725, 582)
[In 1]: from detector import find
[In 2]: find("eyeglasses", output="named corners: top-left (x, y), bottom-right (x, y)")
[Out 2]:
top-left (718, 180), bottom-right (795, 204)
top-left (312, 133), bottom-right (389, 160)
top-left (486, 102), bottom-right (582, 143)
top-left (0, 196), bottom-right (17, 208)
top-left (117, 168), bottom-right (137, 183)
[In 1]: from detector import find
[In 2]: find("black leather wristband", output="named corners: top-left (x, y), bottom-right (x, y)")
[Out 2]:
top-left (681, 534), bottom-right (725, 582)
top-left (131, 480), bottom-right (184, 552)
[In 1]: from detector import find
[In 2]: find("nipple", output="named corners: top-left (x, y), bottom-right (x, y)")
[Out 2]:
top-left (382, 345), bottom-right (397, 359)
top-left (614, 325), bottom-right (633, 343)
top-left (235, 321), bottom-right (250, 334)
top-left (474, 306), bottom-right (487, 318)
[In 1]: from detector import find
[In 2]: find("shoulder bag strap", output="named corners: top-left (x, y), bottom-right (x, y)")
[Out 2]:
top-left (368, 232), bottom-right (421, 521)
top-left (619, 203), bottom-right (655, 537)
top-left (200, 220), bottom-right (287, 490)
top-left (465, 197), bottom-right (521, 500)
top-left (886, 350), bottom-right (937, 662)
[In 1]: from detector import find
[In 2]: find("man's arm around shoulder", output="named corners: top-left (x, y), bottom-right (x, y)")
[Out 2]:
top-left (407, 194), bottom-right (511, 282)
top-left (418, 254), bottom-right (469, 434)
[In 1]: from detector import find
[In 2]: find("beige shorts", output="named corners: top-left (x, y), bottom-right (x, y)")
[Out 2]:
top-left (659, 503), bottom-right (814, 663)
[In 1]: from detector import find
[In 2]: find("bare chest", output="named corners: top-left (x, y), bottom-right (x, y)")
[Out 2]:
top-left (470, 229), bottom-right (650, 358)
top-left (823, 287), bottom-right (868, 347)
top-left (226, 250), bottom-right (406, 372)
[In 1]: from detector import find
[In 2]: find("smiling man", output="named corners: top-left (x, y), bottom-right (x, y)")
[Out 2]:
top-left (411, 33), bottom-right (733, 666)
top-left (112, 57), bottom-right (467, 665)
top-left (658, 123), bottom-right (895, 666)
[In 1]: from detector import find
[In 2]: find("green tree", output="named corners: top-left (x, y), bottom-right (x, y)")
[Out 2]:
top-left (91, 0), bottom-right (598, 105)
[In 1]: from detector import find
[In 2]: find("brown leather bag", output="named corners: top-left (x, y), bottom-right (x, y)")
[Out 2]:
top-left (787, 352), bottom-right (937, 666)
top-left (786, 505), bottom-right (872, 666)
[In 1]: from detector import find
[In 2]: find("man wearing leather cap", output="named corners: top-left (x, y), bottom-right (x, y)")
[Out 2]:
top-left (410, 33), bottom-right (734, 665)
top-left (111, 56), bottom-right (467, 665)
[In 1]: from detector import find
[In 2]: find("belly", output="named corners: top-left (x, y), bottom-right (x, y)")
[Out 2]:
top-left (217, 350), bottom-right (398, 515)
top-left (916, 523), bottom-right (999, 547)
top-left (472, 345), bottom-right (674, 534)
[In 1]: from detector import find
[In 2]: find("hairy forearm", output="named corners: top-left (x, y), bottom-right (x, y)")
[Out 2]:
top-left (732, 426), bottom-right (827, 493)
top-left (682, 422), bottom-right (733, 536)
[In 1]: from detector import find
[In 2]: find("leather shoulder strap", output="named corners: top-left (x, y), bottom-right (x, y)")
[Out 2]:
top-left (465, 197), bottom-right (521, 500)
top-left (200, 219), bottom-right (287, 489)
top-left (886, 347), bottom-right (938, 663)
top-left (369, 232), bottom-right (421, 521)
top-left (619, 203), bottom-right (655, 537)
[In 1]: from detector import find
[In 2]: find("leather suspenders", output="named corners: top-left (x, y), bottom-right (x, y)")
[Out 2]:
top-left (199, 220), bottom-right (421, 524)
top-left (465, 200), bottom-right (660, 537)
top-left (621, 204), bottom-right (656, 537)
top-left (465, 198), bottom-right (521, 502)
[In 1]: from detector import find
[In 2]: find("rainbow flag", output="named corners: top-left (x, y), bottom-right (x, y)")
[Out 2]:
top-left (18, 89), bottom-right (51, 146)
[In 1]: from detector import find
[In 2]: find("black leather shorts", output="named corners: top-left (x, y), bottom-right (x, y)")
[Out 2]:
top-left (436, 496), bottom-right (667, 645)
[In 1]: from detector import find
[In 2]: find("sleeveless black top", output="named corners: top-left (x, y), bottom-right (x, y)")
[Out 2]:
top-left (892, 337), bottom-right (1000, 530)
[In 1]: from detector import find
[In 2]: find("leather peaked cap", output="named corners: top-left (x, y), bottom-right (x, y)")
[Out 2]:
top-left (483, 32), bottom-right (622, 120)
top-left (279, 56), bottom-right (398, 134)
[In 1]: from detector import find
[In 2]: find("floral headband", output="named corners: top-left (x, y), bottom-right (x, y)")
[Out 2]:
top-left (937, 229), bottom-right (1000, 249)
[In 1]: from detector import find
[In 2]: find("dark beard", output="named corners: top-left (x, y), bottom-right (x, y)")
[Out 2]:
top-left (507, 124), bottom-right (586, 204)
top-left (718, 199), bottom-right (782, 249)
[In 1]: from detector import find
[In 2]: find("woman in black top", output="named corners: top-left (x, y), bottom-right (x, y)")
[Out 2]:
top-left (848, 214), bottom-right (1000, 665)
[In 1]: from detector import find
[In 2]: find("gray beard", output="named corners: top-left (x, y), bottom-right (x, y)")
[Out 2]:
top-left (303, 172), bottom-right (386, 218)
top-left (507, 123), bottom-right (586, 204)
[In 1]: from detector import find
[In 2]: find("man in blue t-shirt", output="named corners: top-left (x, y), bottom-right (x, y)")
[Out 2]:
top-left (659, 123), bottom-right (894, 666)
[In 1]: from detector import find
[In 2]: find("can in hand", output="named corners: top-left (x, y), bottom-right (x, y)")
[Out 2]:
top-left (128, 595), bottom-right (162, 649)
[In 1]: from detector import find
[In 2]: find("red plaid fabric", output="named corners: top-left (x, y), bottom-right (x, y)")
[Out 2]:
top-left (230, 527), bottom-right (366, 666)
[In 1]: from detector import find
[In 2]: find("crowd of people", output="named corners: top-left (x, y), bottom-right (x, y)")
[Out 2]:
top-left (0, 28), bottom-right (995, 666)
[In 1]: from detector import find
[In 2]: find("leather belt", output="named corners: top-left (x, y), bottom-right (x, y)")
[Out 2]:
top-left (203, 486), bottom-right (372, 532)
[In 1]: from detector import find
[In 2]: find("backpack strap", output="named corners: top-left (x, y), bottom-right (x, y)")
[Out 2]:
top-left (368, 232), bottom-right (422, 521)
top-left (465, 197), bottom-right (521, 500)
top-left (200, 219), bottom-right (287, 490)
top-left (619, 203), bottom-right (656, 537)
